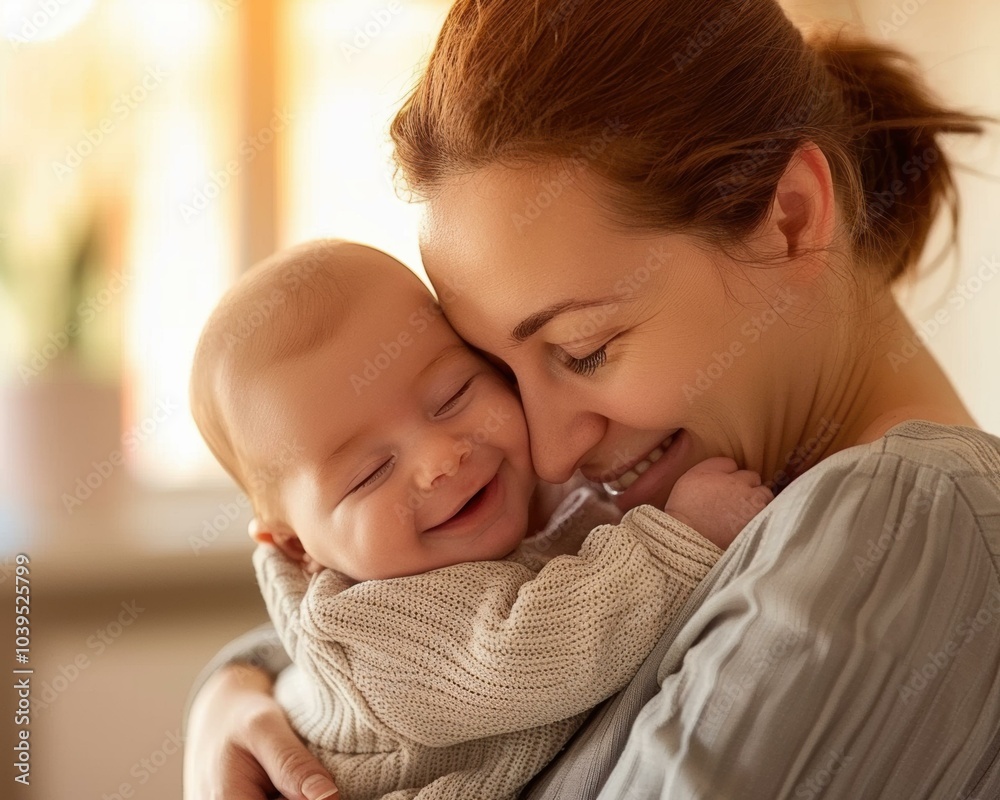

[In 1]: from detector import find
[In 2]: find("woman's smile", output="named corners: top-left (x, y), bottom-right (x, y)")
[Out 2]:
top-left (597, 431), bottom-right (680, 494)
top-left (597, 430), bottom-right (693, 508)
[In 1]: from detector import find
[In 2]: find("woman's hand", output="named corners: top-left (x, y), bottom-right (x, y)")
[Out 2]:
top-left (184, 663), bottom-right (340, 800)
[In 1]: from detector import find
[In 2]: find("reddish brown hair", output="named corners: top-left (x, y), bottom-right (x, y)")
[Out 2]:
top-left (390, 0), bottom-right (986, 282)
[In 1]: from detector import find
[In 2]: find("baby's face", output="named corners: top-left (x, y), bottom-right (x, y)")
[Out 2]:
top-left (257, 269), bottom-right (535, 581)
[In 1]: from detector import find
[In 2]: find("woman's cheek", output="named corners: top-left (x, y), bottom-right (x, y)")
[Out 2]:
top-left (612, 376), bottom-right (681, 429)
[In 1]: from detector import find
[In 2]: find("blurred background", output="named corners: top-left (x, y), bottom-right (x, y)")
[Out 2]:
top-left (0, 0), bottom-right (996, 797)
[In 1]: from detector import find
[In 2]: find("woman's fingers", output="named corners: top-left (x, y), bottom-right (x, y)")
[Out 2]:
top-left (184, 665), bottom-right (278, 800)
top-left (184, 663), bottom-right (340, 800)
top-left (243, 707), bottom-right (340, 800)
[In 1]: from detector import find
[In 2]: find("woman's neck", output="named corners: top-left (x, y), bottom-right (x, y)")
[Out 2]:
top-left (766, 290), bottom-right (976, 489)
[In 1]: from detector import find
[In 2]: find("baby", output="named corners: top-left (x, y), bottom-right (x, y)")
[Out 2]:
top-left (189, 240), bottom-right (772, 800)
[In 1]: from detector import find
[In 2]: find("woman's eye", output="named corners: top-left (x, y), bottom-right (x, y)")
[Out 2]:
top-left (436, 378), bottom-right (474, 416)
top-left (350, 458), bottom-right (394, 493)
top-left (563, 345), bottom-right (608, 377)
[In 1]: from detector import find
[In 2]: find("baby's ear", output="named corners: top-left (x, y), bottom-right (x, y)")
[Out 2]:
top-left (248, 518), bottom-right (309, 564)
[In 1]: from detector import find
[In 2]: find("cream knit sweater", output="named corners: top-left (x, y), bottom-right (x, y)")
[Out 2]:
top-left (254, 487), bottom-right (722, 800)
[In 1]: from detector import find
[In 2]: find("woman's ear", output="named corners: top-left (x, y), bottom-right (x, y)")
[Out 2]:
top-left (757, 143), bottom-right (836, 266)
top-left (248, 517), bottom-right (309, 564)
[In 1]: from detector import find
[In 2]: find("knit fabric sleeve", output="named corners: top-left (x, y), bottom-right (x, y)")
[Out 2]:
top-left (513, 484), bottom-right (626, 571)
top-left (253, 545), bottom-right (353, 677)
top-left (291, 505), bottom-right (721, 749)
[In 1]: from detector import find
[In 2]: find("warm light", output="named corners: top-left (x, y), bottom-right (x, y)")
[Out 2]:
top-left (280, 1), bottom-right (447, 275)
top-left (120, 1), bottom-right (239, 487)
top-left (2, 0), bottom-right (95, 44)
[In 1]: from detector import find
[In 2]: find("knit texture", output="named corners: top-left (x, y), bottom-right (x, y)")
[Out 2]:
top-left (254, 487), bottom-right (722, 799)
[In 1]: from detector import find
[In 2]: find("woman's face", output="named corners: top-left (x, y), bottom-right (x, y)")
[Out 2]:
top-left (419, 166), bottom-right (797, 509)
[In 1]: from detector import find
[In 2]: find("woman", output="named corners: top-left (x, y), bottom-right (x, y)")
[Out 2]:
top-left (184, 1), bottom-right (1000, 797)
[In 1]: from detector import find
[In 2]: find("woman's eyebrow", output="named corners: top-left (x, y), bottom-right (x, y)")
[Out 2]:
top-left (510, 296), bottom-right (626, 342)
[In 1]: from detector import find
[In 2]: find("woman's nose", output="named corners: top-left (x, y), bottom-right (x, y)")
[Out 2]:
top-left (519, 379), bottom-right (603, 484)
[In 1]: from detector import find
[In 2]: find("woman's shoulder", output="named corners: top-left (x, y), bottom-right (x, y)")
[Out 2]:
top-left (785, 419), bottom-right (1000, 504)
top-left (589, 421), bottom-right (1000, 800)
top-left (879, 418), bottom-right (1000, 472)
top-left (761, 420), bottom-right (1000, 580)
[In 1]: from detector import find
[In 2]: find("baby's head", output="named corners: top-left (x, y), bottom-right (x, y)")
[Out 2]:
top-left (190, 240), bottom-right (535, 581)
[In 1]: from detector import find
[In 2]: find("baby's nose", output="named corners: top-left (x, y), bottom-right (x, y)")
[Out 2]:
top-left (416, 432), bottom-right (471, 490)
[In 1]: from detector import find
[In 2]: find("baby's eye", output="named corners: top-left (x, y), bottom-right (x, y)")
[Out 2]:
top-left (350, 458), bottom-right (394, 493)
top-left (435, 377), bottom-right (474, 416)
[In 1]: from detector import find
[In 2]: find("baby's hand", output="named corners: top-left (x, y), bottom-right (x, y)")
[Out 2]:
top-left (664, 457), bottom-right (773, 550)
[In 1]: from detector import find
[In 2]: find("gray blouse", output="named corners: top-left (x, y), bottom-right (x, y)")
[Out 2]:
top-left (525, 420), bottom-right (1000, 800)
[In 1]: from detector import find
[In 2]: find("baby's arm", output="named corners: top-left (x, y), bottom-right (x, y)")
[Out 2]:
top-left (307, 502), bottom-right (721, 748)
top-left (664, 457), bottom-right (773, 550)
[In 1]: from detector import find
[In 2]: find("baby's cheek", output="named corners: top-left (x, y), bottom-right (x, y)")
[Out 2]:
top-left (478, 378), bottom-right (521, 431)
top-left (499, 397), bottom-right (531, 462)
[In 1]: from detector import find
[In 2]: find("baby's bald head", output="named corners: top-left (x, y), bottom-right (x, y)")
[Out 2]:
top-left (190, 239), bottom-right (428, 518)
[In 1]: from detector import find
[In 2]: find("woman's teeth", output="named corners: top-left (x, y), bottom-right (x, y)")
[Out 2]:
top-left (603, 435), bottom-right (674, 495)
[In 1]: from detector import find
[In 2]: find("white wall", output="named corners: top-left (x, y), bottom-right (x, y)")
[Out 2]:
top-left (783, 0), bottom-right (1000, 433)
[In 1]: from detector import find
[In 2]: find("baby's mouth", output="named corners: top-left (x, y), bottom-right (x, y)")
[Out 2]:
top-left (425, 473), bottom-right (499, 532)
top-left (449, 483), bottom-right (490, 522)
top-left (602, 434), bottom-right (676, 496)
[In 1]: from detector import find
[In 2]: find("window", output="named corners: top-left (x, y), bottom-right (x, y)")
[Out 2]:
top-left (1, 0), bottom-right (451, 501)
